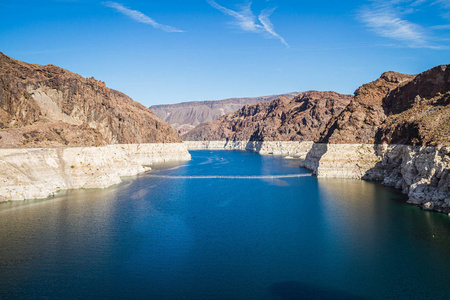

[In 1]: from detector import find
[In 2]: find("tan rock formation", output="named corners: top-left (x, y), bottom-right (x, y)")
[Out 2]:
top-left (0, 143), bottom-right (191, 201)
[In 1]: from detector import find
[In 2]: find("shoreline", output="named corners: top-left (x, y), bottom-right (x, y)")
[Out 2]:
top-left (184, 141), bottom-right (450, 214)
top-left (1, 140), bottom-right (448, 215)
top-left (0, 143), bottom-right (191, 202)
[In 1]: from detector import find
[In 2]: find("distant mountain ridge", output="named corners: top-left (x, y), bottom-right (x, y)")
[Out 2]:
top-left (150, 93), bottom-right (301, 135)
top-left (182, 91), bottom-right (352, 141)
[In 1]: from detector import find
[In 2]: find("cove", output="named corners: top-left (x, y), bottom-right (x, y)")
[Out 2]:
top-left (0, 150), bottom-right (450, 299)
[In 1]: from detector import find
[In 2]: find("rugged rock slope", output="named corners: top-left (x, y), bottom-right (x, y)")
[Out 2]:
top-left (376, 65), bottom-right (450, 146)
top-left (319, 65), bottom-right (449, 146)
top-left (0, 52), bottom-right (181, 148)
top-left (150, 93), bottom-right (301, 135)
top-left (183, 91), bottom-right (352, 141)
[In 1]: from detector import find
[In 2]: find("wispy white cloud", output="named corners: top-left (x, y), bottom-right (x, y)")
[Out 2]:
top-left (207, 0), bottom-right (288, 47)
top-left (356, 0), bottom-right (450, 48)
top-left (102, 1), bottom-right (184, 33)
top-left (359, 6), bottom-right (427, 47)
top-left (258, 8), bottom-right (288, 47)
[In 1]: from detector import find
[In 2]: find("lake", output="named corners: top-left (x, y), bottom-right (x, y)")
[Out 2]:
top-left (1, 150), bottom-right (450, 299)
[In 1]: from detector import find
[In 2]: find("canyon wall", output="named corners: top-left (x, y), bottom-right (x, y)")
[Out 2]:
top-left (0, 51), bottom-right (182, 148)
top-left (0, 143), bottom-right (191, 201)
top-left (184, 141), bottom-right (314, 159)
top-left (300, 144), bottom-right (450, 213)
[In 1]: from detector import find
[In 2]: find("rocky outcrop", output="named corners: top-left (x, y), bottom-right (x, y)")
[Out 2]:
top-left (376, 65), bottom-right (450, 146)
top-left (183, 91), bottom-right (352, 141)
top-left (0, 143), bottom-right (191, 201)
top-left (150, 93), bottom-right (301, 135)
top-left (301, 144), bottom-right (450, 214)
top-left (0, 52), bottom-right (182, 148)
top-left (319, 72), bottom-right (416, 144)
top-left (320, 65), bottom-right (449, 146)
top-left (184, 141), bottom-right (314, 159)
top-left (368, 145), bottom-right (449, 213)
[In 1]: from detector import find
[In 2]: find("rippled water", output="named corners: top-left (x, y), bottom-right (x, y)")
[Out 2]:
top-left (1, 150), bottom-right (450, 299)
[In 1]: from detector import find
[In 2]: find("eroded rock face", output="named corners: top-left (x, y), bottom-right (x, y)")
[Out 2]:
top-left (319, 72), bottom-right (416, 144)
top-left (0, 143), bottom-right (191, 201)
top-left (150, 93), bottom-right (301, 135)
top-left (0, 52), bottom-right (181, 148)
top-left (301, 144), bottom-right (450, 214)
top-left (376, 65), bottom-right (450, 146)
top-left (320, 65), bottom-right (449, 146)
top-left (183, 91), bottom-right (352, 142)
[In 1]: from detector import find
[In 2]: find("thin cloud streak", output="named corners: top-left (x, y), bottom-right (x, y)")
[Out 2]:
top-left (358, 5), bottom-right (429, 47)
top-left (357, 0), bottom-right (450, 49)
top-left (102, 1), bottom-right (184, 33)
top-left (259, 8), bottom-right (289, 47)
top-left (207, 0), bottom-right (289, 47)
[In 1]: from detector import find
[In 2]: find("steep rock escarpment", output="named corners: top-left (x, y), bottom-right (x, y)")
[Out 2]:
top-left (150, 93), bottom-right (301, 135)
top-left (183, 91), bottom-right (352, 142)
top-left (376, 65), bottom-right (450, 146)
top-left (320, 65), bottom-right (449, 146)
top-left (0, 52), bottom-right (181, 148)
top-left (319, 71), bottom-right (416, 144)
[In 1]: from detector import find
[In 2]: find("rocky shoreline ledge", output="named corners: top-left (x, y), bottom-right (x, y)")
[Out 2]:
top-left (185, 141), bottom-right (450, 214)
top-left (0, 143), bottom-right (191, 202)
top-left (184, 141), bottom-right (314, 159)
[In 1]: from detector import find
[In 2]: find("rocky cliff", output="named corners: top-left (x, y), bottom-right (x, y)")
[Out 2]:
top-left (183, 91), bottom-right (352, 142)
top-left (319, 65), bottom-right (449, 146)
top-left (150, 93), bottom-right (301, 135)
top-left (0, 52), bottom-right (182, 148)
top-left (300, 144), bottom-right (449, 214)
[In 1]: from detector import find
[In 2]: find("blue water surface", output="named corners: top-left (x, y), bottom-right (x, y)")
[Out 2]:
top-left (0, 150), bottom-right (450, 299)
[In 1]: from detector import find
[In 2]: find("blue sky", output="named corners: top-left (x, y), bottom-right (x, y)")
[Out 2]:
top-left (0, 0), bottom-right (449, 106)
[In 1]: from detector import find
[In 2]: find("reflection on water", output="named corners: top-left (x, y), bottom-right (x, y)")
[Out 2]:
top-left (0, 150), bottom-right (450, 299)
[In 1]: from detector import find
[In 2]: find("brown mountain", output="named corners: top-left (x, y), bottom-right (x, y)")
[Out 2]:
top-left (184, 65), bottom-right (449, 146)
top-left (320, 65), bottom-right (449, 146)
top-left (150, 93), bottom-right (301, 135)
top-left (318, 71), bottom-right (416, 144)
top-left (183, 91), bottom-right (352, 141)
top-left (0, 52), bottom-right (181, 148)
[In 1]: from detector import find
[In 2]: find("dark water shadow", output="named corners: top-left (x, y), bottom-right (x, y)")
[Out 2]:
top-left (269, 281), bottom-right (365, 300)
top-left (299, 143), bottom-right (328, 175)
